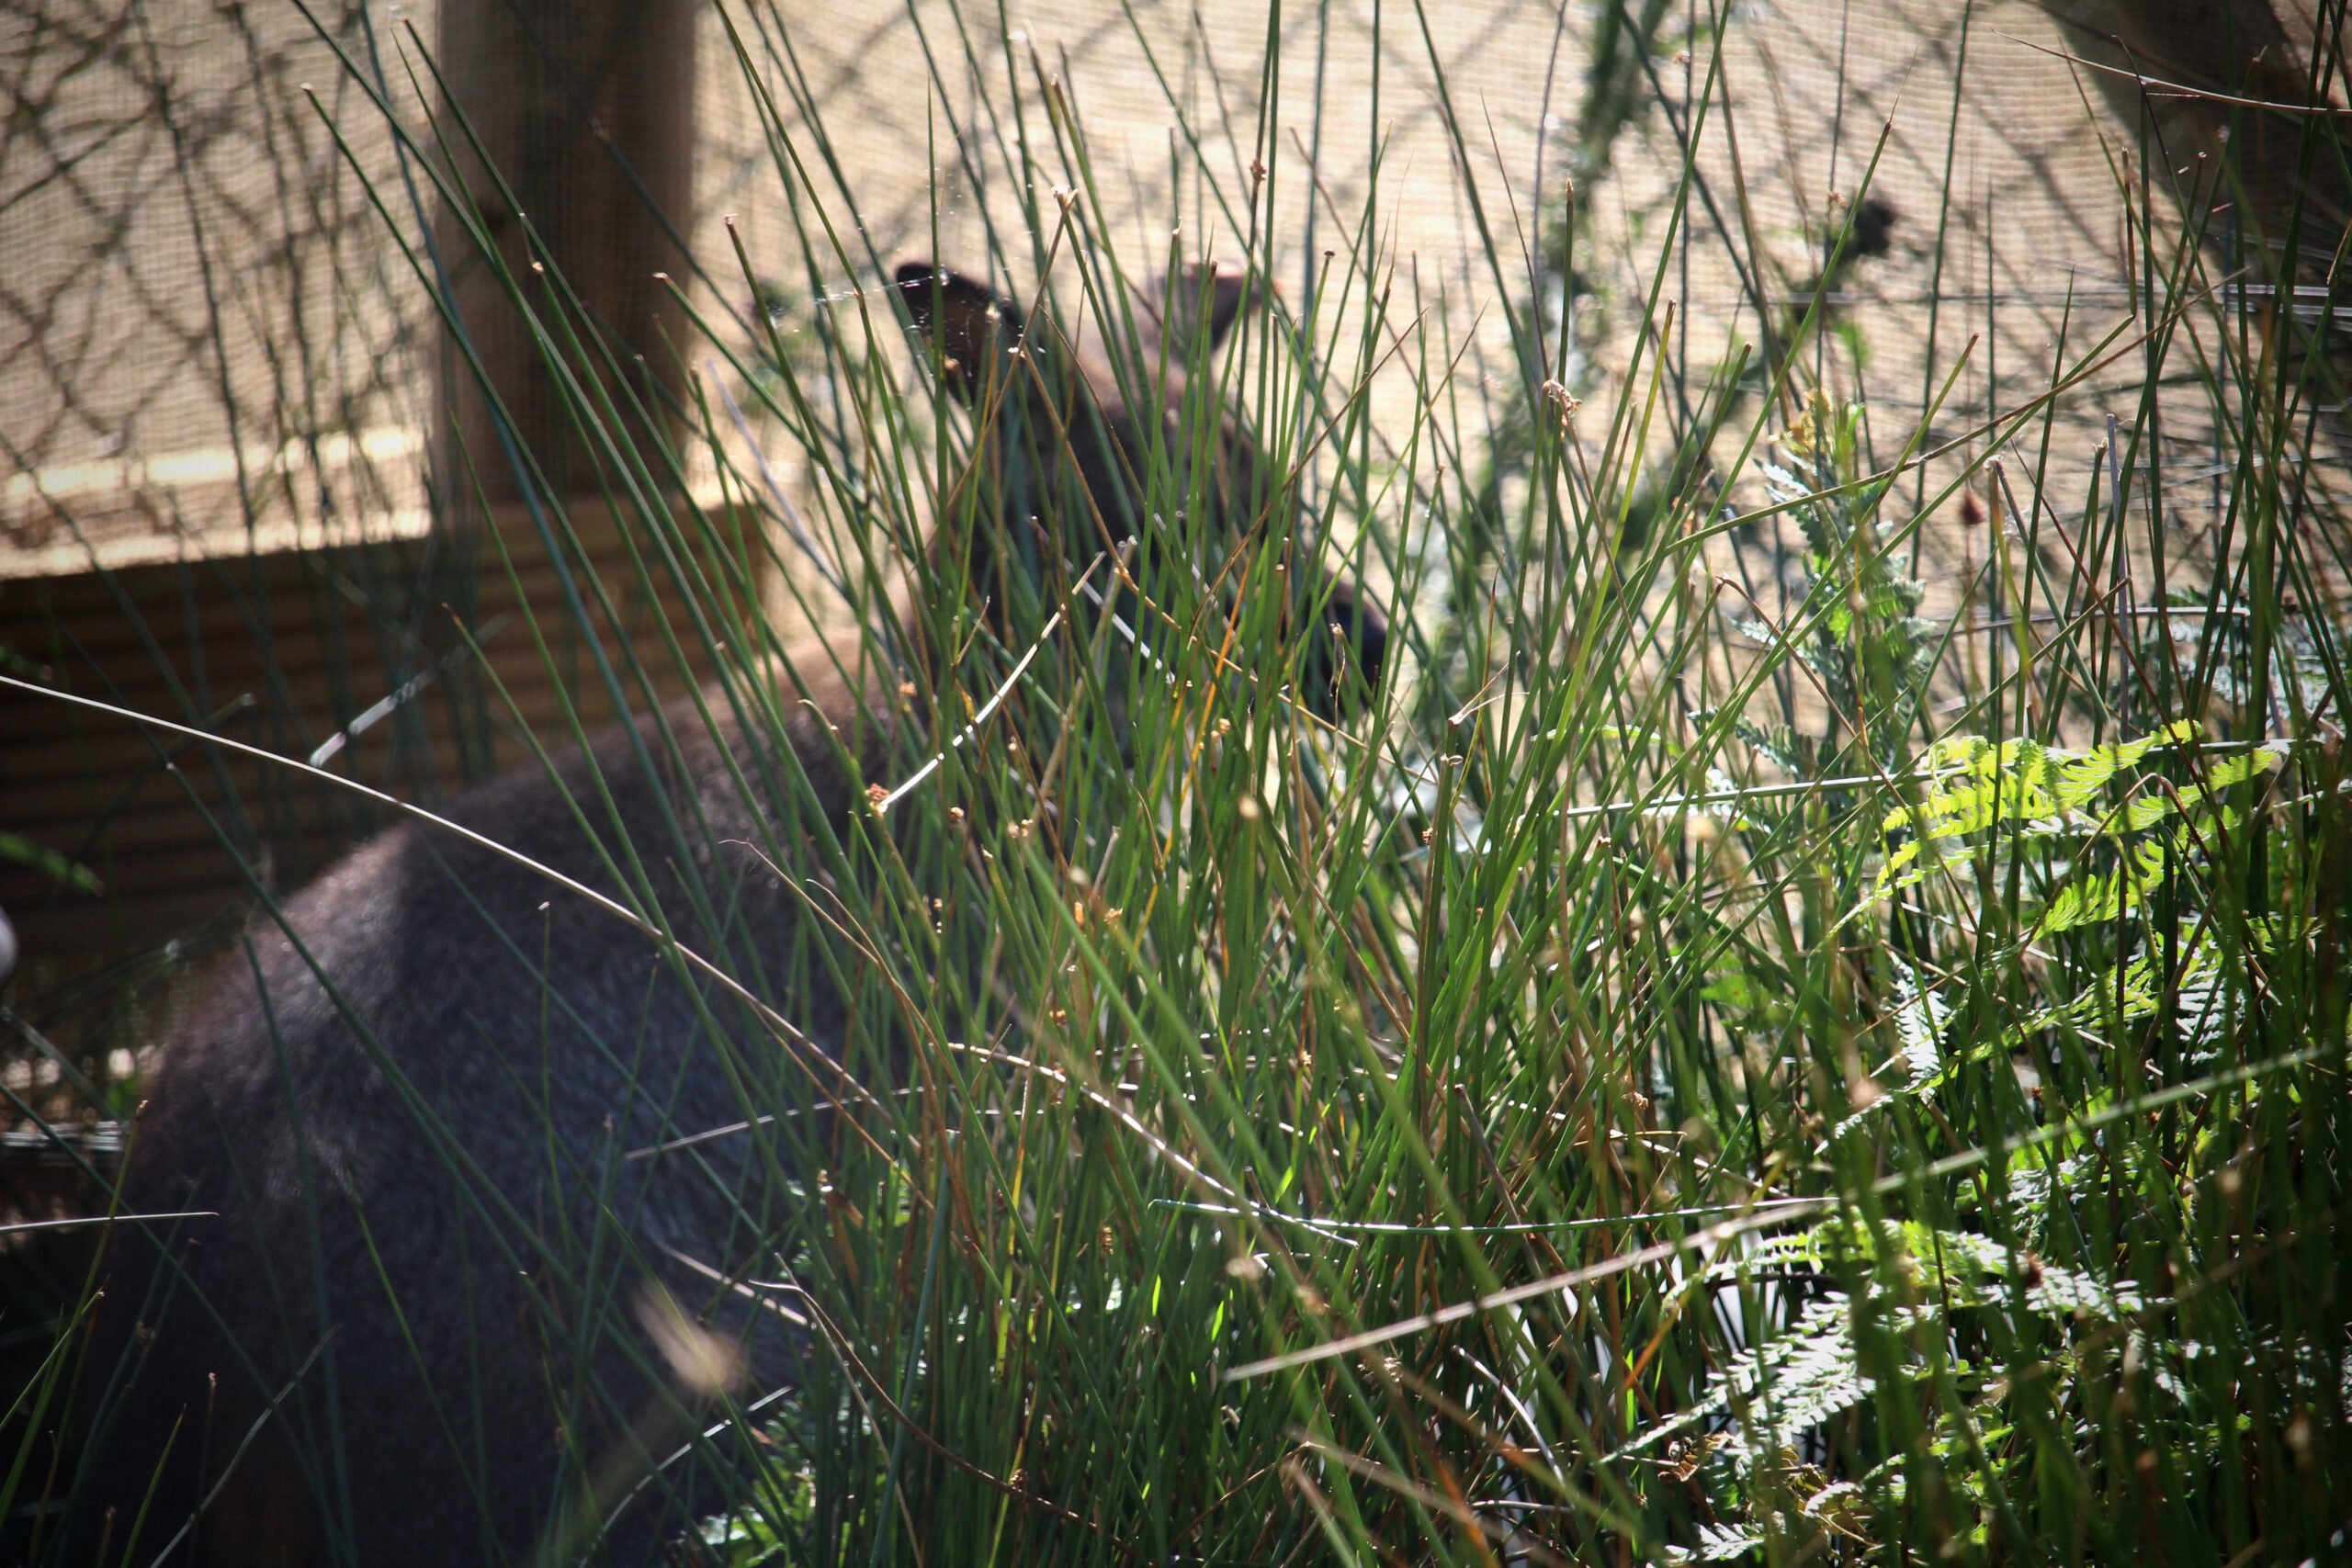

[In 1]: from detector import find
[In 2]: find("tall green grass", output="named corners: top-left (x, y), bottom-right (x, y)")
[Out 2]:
top-left (13, 0), bottom-right (2352, 1562)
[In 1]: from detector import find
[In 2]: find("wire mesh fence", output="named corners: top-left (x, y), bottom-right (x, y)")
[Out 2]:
top-left (0, 0), bottom-right (2236, 1061)
top-left (1, 1), bottom-right (2184, 580)
top-left (0, 0), bottom-right (437, 570)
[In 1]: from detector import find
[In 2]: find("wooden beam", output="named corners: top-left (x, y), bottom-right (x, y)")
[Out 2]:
top-left (433, 0), bottom-right (698, 513)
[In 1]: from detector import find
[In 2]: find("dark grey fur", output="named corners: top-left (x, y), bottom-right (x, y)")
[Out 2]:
top-left (80, 260), bottom-right (1384, 1565)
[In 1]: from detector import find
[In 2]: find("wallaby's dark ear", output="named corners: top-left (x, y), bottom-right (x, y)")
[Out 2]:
top-left (1309, 569), bottom-right (1389, 717)
top-left (1159, 260), bottom-right (1258, 357)
top-left (895, 262), bottom-right (1018, 403)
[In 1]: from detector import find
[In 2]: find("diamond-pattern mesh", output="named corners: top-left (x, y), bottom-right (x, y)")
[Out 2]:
top-left (0, 0), bottom-right (2236, 1000)
top-left (0, 1), bottom-right (440, 573)
top-left (0, 0), bottom-right (2177, 583)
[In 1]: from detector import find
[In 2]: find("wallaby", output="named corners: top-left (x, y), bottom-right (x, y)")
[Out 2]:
top-left (77, 257), bottom-right (1385, 1566)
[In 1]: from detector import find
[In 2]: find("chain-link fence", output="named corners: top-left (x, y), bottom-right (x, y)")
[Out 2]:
top-left (1, 1), bottom-right (437, 570)
top-left (2, 1), bottom-right (2174, 581)
top-left (0, 0), bottom-right (2201, 1052)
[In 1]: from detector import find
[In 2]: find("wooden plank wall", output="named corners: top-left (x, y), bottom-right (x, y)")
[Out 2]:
top-left (1, 501), bottom-right (751, 976)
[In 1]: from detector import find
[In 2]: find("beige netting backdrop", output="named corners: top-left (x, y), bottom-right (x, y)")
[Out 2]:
top-left (1, 0), bottom-right (2168, 581)
top-left (0, 0), bottom-right (2188, 1012)
top-left (0, 2), bottom-right (438, 574)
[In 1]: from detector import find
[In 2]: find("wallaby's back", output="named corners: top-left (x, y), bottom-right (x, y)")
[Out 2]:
top-left (89, 658), bottom-right (883, 1563)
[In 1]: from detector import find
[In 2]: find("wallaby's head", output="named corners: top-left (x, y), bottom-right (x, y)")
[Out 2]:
top-left (892, 259), bottom-right (1385, 720)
